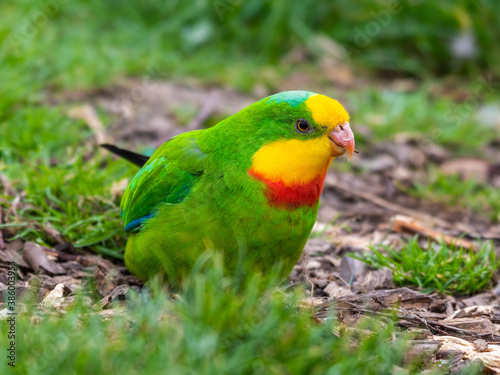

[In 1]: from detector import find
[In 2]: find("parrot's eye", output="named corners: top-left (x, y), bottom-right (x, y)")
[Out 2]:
top-left (295, 119), bottom-right (311, 133)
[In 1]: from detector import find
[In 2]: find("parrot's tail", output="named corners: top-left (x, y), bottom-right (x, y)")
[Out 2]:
top-left (100, 144), bottom-right (150, 167)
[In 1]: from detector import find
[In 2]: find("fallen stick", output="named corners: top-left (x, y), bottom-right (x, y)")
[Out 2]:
top-left (187, 91), bottom-right (219, 130)
top-left (0, 208), bottom-right (4, 249)
top-left (42, 247), bottom-right (98, 266)
top-left (391, 214), bottom-right (478, 250)
top-left (325, 177), bottom-right (489, 239)
top-left (7, 192), bottom-right (25, 221)
top-left (68, 104), bottom-right (107, 145)
top-left (0, 174), bottom-right (16, 196)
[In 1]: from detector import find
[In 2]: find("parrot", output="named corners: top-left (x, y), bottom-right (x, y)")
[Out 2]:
top-left (102, 90), bottom-right (355, 286)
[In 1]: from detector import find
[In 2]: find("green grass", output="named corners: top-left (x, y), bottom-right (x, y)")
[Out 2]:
top-left (0, 105), bottom-right (138, 257)
top-left (2, 0), bottom-right (500, 111)
top-left (351, 237), bottom-right (499, 295)
top-left (1, 259), bottom-right (452, 375)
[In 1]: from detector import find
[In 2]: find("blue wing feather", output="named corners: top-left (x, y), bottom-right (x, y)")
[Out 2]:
top-left (124, 214), bottom-right (153, 231)
top-left (120, 133), bottom-right (206, 232)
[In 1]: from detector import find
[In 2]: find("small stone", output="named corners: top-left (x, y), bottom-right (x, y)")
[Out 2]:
top-left (306, 260), bottom-right (322, 270)
top-left (0, 308), bottom-right (13, 319)
top-left (41, 283), bottom-right (65, 309)
top-left (473, 339), bottom-right (488, 352)
top-left (361, 268), bottom-right (394, 291)
top-left (323, 283), bottom-right (353, 299)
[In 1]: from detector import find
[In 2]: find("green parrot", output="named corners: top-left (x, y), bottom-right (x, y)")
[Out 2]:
top-left (103, 91), bottom-right (355, 285)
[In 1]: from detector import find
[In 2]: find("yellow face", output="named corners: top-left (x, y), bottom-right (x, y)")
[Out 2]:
top-left (250, 94), bottom-right (351, 185)
top-left (305, 94), bottom-right (349, 129)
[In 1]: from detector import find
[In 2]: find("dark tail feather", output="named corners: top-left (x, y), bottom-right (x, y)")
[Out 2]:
top-left (100, 144), bottom-right (150, 167)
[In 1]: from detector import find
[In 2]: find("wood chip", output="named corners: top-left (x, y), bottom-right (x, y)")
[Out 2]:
top-left (95, 258), bottom-right (125, 297)
top-left (40, 224), bottom-right (65, 245)
top-left (404, 340), bottom-right (442, 364)
top-left (22, 242), bottom-right (65, 275)
top-left (447, 305), bottom-right (495, 320)
top-left (323, 283), bottom-right (353, 299)
top-left (474, 339), bottom-right (489, 352)
top-left (438, 317), bottom-right (495, 335)
top-left (0, 241), bottom-right (30, 268)
top-left (361, 268), bottom-right (394, 292)
top-left (322, 287), bottom-right (438, 315)
top-left (338, 255), bottom-right (366, 286)
top-left (434, 336), bottom-right (500, 373)
top-left (461, 293), bottom-right (496, 307)
top-left (99, 284), bottom-right (130, 307)
top-left (41, 283), bottom-right (66, 309)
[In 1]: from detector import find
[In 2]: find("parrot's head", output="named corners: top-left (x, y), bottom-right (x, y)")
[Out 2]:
top-left (228, 90), bottom-right (355, 207)
top-left (264, 90), bottom-right (354, 160)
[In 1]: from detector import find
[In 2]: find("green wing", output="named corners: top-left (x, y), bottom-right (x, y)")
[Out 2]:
top-left (121, 132), bottom-right (206, 231)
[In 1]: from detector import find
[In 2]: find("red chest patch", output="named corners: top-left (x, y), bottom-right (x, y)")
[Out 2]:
top-left (249, 169), bottom-right (326, 208)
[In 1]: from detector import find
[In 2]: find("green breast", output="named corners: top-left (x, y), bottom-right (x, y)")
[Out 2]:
top-left (125, 166), bottom-right (319, 283)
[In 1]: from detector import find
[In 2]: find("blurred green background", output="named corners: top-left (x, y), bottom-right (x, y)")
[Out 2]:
top-left (2, 0), bottom-right (500, 100)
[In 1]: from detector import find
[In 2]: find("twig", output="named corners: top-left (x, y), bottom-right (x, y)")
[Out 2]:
top-left (301, 252), bottom-right (316, 314)
top-left (325, 178), bottom-right (487, 238)
top-left (68, 104), bottom-right (107, 144)
top-left (0, 174), bottom-right (15, 196)
top-left (335, 275), bottom-right (353, 289)
top-left (7, 192), bottom-right (25, 221)
top-left (187, 92), bottom-right (219, 130)
top-left (391, 215), bottom-right (478, 250)
top-left (320, 303), bottom-right (500, 340)
top-left (42, 247), bottom-right (97, 266)
top-left (0, 207), bottom-right (4, 249)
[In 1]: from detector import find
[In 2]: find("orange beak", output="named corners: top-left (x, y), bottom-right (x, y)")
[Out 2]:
top-left (328, 123), bottom-right (355, 161)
